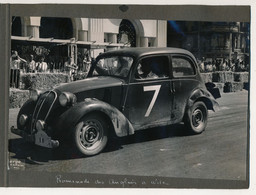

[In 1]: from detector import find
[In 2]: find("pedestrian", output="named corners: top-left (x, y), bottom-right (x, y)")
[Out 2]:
top-left (220, 59), bottom-right (225, 71)
top-left (64, 57), bottom-right (78, 81)
top-left (230, 59), bottom-right (236, 72)
top-left (200, 57), bottom-right (205, 72)
top-left (226, 59), bottom-right (232, 71)
top-left (10, 50), bottom-right (27, 70)
top-left (215, 59), bottom-right (221, 71)
top-left (234, 59), bottom-right (240, 72)
top-left (212, 62), bottom-right (216, 72)
top-left (83, 53), bottom-right (92, 74)
top-left (36, 56), bottom-right (48, 72)
top-left (206, 62), bottom-right (213, 72)
top-left (26, 55), bottom-right (36, 73)
top-left (10, 51), bottom-right (27, 88)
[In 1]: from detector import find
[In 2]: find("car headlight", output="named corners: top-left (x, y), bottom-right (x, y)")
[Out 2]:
top-left (59, 92), bottom-right (77, 107)
top-left (36, 120), bottom-right (45, 131)
top-left (19, 114), bottom-right (28, 126)
top-left (29, 89), bottom-right (42, 101)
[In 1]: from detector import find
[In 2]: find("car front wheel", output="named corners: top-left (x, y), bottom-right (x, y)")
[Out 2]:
top-left (73, 113), bottom-right (108, 156)
top-left (184, 101), bottom-right (208, 134)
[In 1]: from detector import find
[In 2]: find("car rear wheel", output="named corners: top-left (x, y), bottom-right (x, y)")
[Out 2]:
top-left (73, 113), bottom-right (108, 156)
top-left (184, 101), bottom-right (208, 134)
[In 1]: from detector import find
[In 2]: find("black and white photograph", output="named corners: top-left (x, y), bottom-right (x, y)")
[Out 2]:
top-left (1, 4), bottom-right (251, 190)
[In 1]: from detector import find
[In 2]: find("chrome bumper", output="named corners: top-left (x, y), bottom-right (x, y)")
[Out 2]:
top-left (11, 126), bottom-right (59, 148)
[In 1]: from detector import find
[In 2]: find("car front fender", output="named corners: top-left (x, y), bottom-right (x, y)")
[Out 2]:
top-left (55, 98), bottom-right (134, 137)
top-left (188, 88), bottom-right (220, 112)
top-left (16, 99), bottom-right (36, 129)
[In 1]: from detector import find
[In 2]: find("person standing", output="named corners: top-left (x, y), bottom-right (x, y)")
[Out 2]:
top-left (10, 50), bottom-right (26, 88)
top-left (10, 50), bottom-right (27, 69)
top-left (83, 53), bottom-right (92, 74)
top-left (36, 56), bottom-right (48, 72)
top-left (200, 57), bottom-right (205, 72)
top-left (26, 55), bottom-right (36, 73)
top-left (64, 57), bottom-right (78, 81)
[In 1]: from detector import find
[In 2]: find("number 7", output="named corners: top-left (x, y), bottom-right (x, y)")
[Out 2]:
top-left (143, 85), bottom-right (161, 117)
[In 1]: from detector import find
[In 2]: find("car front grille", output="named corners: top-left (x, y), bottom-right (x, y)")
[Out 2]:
top-left (30, 91), bottom-right (57, 133)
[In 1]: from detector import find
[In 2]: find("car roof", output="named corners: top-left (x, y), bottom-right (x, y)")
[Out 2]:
top-left (99, 47), bottom-right (196, 60)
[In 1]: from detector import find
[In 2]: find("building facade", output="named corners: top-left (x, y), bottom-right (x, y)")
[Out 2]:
top-left (167, 21), bottom-right (250, 64)
top-left (11, 17), bottom-right (167, 70)
top-left (12, 17), bottom-right (167, 55)
top-left (12, 17), bottom-right (250, 66)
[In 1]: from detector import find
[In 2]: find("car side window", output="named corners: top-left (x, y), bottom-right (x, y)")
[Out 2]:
top-left (172, 57), bottom-right (195, 77)
top-left (135, 56), bottom-right (169, 80)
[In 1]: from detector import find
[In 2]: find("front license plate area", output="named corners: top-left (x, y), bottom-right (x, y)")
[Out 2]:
top-left (35, 130), bottom-right (53, 148)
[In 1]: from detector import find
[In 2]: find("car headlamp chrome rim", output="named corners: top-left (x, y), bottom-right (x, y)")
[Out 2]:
top-left (59, 92), bottom-right (77, 107)
top-left (36, 120), bottom-right (45, 131)
top-left (19, 114), bottom-right (28, 126)
top-left (29, 89), bottom-right (42, 101)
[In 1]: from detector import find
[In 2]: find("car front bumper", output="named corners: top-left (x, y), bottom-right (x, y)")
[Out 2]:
top-left (11, 126), bottom-right (59, 148)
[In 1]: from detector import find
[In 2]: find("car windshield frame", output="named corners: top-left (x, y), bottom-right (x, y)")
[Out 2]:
top-left (91, 55), bottom-right (134, 78)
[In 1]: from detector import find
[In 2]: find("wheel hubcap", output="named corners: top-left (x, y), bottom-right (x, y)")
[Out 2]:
top-left (85, 127), bottom-right (98, 143)
top-left (192, 109), bottom-right (204, 128)
top-left (79, 119), bottom-right (103, 149)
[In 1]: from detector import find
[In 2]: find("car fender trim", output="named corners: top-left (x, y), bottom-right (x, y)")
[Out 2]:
top-left (56, 98), bottom-right (134, 137)
top-left (188, 88), bottom-right (220, 111)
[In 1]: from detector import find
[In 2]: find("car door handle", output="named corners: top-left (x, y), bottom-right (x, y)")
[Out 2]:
top-left (172, 82), bottom-right (175, 93)
top-left (170, 82), bottom-right (175, 93)
top-left (170, 82), bottom-right (173, 93)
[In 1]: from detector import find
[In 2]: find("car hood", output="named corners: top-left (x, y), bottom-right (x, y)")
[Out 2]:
top-left (55, 76), bottom-right (124, 94)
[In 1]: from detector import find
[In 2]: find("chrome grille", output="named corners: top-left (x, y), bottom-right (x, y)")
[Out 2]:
top-left (30, 91), bottom-right (57, 133)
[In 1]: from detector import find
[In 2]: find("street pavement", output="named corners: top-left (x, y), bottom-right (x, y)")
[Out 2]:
top-left (8, 90), bottom-right (248, 181)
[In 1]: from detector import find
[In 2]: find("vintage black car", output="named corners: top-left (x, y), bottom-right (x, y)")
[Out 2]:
top-left (11, 47), bottom-right (220, 156)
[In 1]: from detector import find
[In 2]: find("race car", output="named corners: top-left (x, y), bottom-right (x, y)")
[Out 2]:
top-left (11, 47), bottom-right (220, 156)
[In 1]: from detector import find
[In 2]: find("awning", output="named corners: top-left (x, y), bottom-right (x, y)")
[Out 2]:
top-left (11, 36), bottom-right (127, 48)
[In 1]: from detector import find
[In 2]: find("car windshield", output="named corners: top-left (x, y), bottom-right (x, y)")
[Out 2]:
top-left (92, 56), bottom-right (133, 78)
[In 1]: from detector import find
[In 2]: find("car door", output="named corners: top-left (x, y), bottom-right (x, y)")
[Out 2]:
top-left (170, 54), bottom-right (201, 123)
top-left (125, 55), bottom-right (172, 129)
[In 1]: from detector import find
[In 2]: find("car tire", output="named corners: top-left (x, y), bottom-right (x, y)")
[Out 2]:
top-left (73, 113), bottom-right (108, 156)
top-left (184, 101), bottom-right (208, 134)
